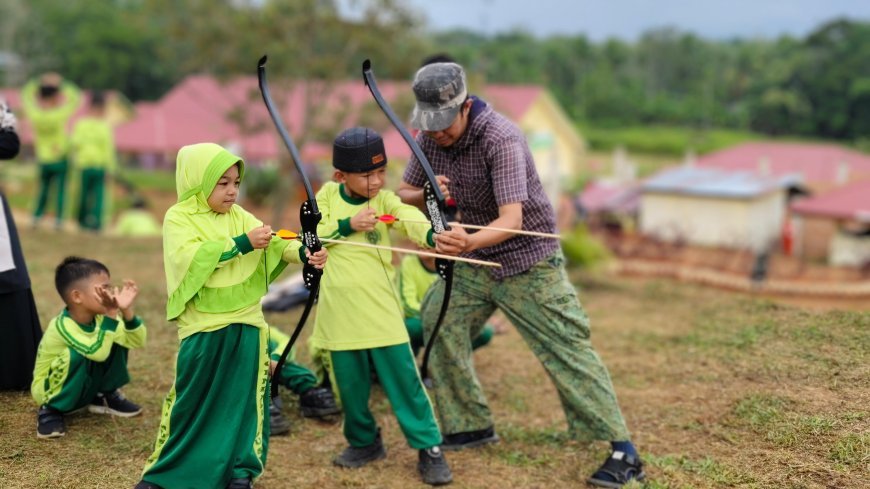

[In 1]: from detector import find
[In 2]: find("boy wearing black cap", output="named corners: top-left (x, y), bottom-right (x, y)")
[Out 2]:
top-left (310, 127), bottom-right (452, 486)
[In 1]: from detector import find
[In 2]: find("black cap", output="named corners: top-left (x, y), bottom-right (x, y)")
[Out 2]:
top-left (333, 127), bottom-right (387, 172)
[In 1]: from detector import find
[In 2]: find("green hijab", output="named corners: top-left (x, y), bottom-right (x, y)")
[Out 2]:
top-left (163, 143), bottom-right (288, 320)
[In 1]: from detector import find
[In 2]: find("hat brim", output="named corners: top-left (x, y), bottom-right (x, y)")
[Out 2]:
top-left (410, 104), bottom-right (462, 132)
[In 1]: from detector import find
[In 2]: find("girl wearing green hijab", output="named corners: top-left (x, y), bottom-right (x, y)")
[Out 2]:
top-left (137, 143), bottom-right (327, 489)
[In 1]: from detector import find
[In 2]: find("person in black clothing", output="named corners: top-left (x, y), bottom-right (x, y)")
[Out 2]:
top-left (0, 98), bottom-right (43, 390)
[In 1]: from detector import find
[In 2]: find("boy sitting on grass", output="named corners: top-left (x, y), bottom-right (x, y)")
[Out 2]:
top-left (32, 256), bottom-right (146, 439)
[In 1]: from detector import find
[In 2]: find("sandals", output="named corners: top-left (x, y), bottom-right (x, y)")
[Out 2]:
top-left (586, 451), bottom-right (645, 488)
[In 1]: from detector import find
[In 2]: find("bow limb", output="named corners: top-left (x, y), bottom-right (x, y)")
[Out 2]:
top-left (363, 60), bottom-right (454, 387)
top-left (259, 56), bottom-right (323, 398)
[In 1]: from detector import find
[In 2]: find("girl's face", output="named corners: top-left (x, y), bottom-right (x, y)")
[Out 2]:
top-left (208, 164), bottom-right (241, 213)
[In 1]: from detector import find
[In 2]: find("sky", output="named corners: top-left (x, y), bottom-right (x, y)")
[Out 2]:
top-left (395, 0), bottom-right (870, 40)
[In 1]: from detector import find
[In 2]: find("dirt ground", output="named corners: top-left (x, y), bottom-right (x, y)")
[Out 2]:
top-left (0, 226), bottom-right (867, 488)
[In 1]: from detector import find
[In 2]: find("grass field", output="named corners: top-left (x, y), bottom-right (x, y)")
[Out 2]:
top-left (0, 223), bottom-right (868, 488)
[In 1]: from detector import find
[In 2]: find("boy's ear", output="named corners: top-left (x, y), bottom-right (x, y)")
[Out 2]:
top-left (333, 170), bottom-right (346, 183)
top-left (68, 288), bottom-right (83, 305)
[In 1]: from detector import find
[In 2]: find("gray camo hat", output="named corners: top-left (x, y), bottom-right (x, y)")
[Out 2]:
top-left (410, 62), bottom-right (468, 131)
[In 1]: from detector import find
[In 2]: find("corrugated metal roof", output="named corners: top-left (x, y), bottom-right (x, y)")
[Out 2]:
top-left (791, 180), bottom-right (870, 221)
top-left (643, 166), bottom-right (799, 199)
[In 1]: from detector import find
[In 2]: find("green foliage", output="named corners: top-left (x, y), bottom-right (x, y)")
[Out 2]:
top-left (241, 165), bottom-right (280, 207)
top-left (560, 224), bottom-right (610, 268)
top-left (582, 124), bottom-right (760, 156)
top-left (437, 20), bottom-right (870, 143)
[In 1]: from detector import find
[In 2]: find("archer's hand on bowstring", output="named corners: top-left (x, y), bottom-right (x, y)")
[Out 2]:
top-left (247, 225), bottom-right (273, 249)
top-left (434, 226), bottom-right (472, 255)
top-left (350, 208), bottom-right (378, 232)
top-left (305, 248), bottom-right (328, 270)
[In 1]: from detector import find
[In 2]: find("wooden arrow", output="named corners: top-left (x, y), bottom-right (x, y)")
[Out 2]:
top-left (273, 230), bottom-right (502, 268)
top-left (377, 215), bottom-right (562, 239)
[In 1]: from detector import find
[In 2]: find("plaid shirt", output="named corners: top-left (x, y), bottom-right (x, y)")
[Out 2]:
top-left (403, 98), bottom-right (558, 279)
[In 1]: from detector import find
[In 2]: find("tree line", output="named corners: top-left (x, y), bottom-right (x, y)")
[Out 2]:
top-left (3, 0), bottom-right (869, 142)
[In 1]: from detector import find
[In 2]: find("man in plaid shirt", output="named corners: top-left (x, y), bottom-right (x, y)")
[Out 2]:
top-left (398, 62), bottom-right (644, 488)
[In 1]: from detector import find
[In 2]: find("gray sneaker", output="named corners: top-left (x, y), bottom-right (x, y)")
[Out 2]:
top-left (418, 446), bottom-right (453, 485)
top-left (333, 430), bottom-right (386, 468)
top-left (269, 398), bottom-right (291, 436)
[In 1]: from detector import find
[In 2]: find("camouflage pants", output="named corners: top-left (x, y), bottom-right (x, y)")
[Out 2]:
top-left (421, 250), bottom-right (630, 441)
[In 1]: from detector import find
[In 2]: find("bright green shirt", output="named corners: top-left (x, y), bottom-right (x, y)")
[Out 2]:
top-left (31, 310), bottom-right (146, 405)
top-left (70, 116), bottom-right (117, 171)
top-left (398, 254), bottom-right (438, 318)
top-left (21, 80), bottom-right (82, 162)
top-left (114, 209), bottom-right (162, 237)
top-left (310, 181), bottom-right (434, 351)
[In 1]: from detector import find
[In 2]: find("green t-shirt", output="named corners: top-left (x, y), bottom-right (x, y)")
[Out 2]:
top-left (70, 116), bottom-right (116, 171)
top-left (21, 80), bottom-right (81, 162)
top-left (310, 181), bottom-right (434, 351)
top-left (398, 254), bottom-right (438, 318)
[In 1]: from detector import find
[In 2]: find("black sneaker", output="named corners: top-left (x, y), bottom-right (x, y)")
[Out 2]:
top-left (333, 430), bottom-right (386, 468)
top-left (226, 478), bottom-right (253, 489)
top-left (88, 390), bottom-right (142, 417)
top-left (300, 386), bottom-right (341, 418)
top-left (441, 426), bottom-right (499, 451)
top-left (36, 406), bottom-right (66, 439)
top-left (418, 446), bottom-right (453, 486)
top-left (270, 398), bottom-right (291, 436)
top-left (586, 451), bottom-right (646, 488)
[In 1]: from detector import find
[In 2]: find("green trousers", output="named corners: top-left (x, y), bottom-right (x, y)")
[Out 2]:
top-left (405, 317), bottom-right (493, 357)
top-left (330, 343), bottom-right (441, 449)
top-left (421, 250), bottom-right (630, 441)
top-left (44, 345), bottom-right (129, 413)
top-left (142, 324), bottom-right (270, 489)
top-left (33, 160), bottom-right (68, 224)
top-left (277, 360), bottom-right (318, 395)
top-left (76, 168), bottom-right (106, 231)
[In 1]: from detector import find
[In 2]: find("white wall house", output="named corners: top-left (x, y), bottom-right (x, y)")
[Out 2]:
top-left (640, 166), bottom-right (797, 252)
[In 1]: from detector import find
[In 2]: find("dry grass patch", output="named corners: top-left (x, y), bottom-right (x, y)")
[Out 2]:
top-left (0, 228), bottom-right (867, 488)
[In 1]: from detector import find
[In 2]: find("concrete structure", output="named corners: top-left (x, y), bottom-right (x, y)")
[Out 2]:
top-left (791, 180), bottom-right (870, 266)
top-left (640, 166), bottom-right (798, 251)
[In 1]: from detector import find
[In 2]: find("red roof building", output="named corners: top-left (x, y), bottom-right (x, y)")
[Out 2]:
top-left (111, 75), bottom-right (548, 166)
top-left (696, 141), bottom-right (870, 192)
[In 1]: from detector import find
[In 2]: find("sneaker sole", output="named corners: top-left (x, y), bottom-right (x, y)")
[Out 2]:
top-left (301, 406), bottom-right (342, 418)
top-left (332, 449), bottom-right (387, 468)
top-left (36, 430), bottom-right (65, 439)
top-left (441, 434), bottom-right (500, 451)
top-left (88, 405), bottom-right (142, 417)
top-left (586, 471), bottom-right (646, 488)
top-left (418, 465), bottom-right (453, 486)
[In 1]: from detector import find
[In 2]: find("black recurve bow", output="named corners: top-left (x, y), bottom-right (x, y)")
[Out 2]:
top-left (258, 55), bottom-right (323, 399)
top-left (362, 59), bottom-right (453, 387)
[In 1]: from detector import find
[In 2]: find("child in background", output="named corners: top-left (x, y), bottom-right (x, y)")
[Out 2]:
top-left (310, 127), bottom-right (452, 486)
top-left (21, 73), bottom-right (81, 229)
top-left (136, 143), bottom-right (327, 489)
top-left (70, 91), bottom-right (116, 232)
top-left (113, 197), bottom-right (161, 237)
top-left (398, 253), bottom-right (493, 356)
top-left (32, 256), bottom-right (146, 439)
top-left (267, 327), bottom-right (340, 436)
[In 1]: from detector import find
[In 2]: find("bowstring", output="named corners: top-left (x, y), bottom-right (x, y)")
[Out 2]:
top-left (368, 173), bottom-right (405, 320)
